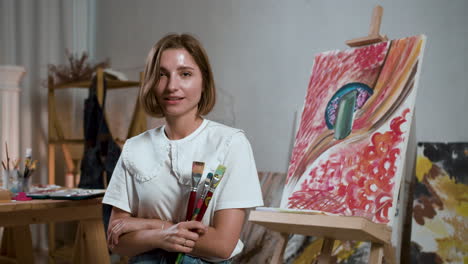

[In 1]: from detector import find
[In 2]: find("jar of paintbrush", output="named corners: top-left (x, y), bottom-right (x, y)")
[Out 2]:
top-left (2, 146), bottom-right (37, 194)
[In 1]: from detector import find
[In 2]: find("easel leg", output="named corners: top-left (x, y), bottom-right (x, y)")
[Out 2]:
top-left (317, 238), bottom-right (335, 264)
top-left (270, 232), bottom-right (288, 264)
top-left (72, 219), bottom-right (110, 264)
top-left (369, 243), bottom-right (384, 264)
top-left (383, 243), bottom-right (396, 264)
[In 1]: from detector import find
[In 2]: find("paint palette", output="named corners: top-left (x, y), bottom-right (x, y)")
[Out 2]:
top-left (27, 186), bottom-right (105, 200)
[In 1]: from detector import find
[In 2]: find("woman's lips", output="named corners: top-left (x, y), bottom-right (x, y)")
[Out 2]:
top-left (164, 97), bottom-right (184, 104)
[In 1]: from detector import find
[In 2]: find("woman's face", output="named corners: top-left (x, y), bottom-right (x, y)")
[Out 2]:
top-left (155, 48), bottom-right (203, 121)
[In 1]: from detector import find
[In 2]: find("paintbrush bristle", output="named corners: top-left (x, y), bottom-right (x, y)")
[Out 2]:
top-left (200, 172), bottom-right (214, 198)
top-left (191, 161), bottom-right (205, 187)
top-left (205, 172), bottom-right (213, 184)
top-left (214, 165), bottom-right (226, 177)
top-left (210, 165), bottom-right (226, 189)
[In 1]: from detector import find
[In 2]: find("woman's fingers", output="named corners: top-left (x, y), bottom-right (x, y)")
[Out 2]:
top-left (111, 221), bottom-right (124, 245)
top-left (172, 238), bottom-right (196, 253)
top-left (177, 221), bottom-right (207, 236)
top-left (177, 228), bottom-right (199, 241)
top-left (195, 227), bottom-right (207, 235)
top-left (107, 219), bottom-right (127, 247)
top-left (173, 244), bottom-right (193, 253)
top-left (108, 219), bottom-right (121, 236)
top-left (182, 239), bottom-right (195, 248)
top-left (183, 220), bottom-right (207, 231)
top-left (159, 220), bottom-right (208, 252)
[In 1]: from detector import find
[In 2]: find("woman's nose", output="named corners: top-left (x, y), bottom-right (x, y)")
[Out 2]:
top-left (167, 75), bottom-right (179, 91)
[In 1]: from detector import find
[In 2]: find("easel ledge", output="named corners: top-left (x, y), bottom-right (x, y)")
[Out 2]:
top-left (249, 211), bottom-right (391, 244)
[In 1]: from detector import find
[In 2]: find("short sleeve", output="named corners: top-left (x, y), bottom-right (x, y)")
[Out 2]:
top-left (214, 132), bottom-right (264, 211)
top-left (102, 154), bottom-right (134, 213)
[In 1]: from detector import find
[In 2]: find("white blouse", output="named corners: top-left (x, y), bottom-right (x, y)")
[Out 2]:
top-left (103, 119), bottom-right (264, 261)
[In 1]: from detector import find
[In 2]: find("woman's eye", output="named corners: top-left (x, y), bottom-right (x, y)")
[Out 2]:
top-left (159, 72), bottom-right (167, 77)
top-left (181, 72), bottom-right (192, 77)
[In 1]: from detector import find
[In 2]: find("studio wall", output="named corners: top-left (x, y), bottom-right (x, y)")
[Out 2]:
top-left (94, 0), bottom-right (468, 173)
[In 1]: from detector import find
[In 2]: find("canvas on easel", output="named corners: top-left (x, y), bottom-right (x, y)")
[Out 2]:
top-left (280, 35), bottom-right (426, 226)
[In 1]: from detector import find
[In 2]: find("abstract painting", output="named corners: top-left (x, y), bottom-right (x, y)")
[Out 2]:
top-left (281, 35), bottom-right (426, 224)
top-left (411, 142), bottom-right (468, 264)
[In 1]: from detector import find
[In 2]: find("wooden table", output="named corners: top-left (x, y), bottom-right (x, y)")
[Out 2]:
top-left (0, 198), bottom-right (110, 264)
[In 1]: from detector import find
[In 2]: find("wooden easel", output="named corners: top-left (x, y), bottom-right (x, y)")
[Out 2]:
top-left (249, 211), bottom-right (393, 264)
top-left (249, 6), bottom-right (395, 264)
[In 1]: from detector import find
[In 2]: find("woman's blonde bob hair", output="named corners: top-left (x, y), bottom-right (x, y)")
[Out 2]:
top-left (139, 33), bottom-right (216, 118)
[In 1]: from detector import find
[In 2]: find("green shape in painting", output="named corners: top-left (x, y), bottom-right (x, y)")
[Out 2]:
top-left (334, 90), bottom-right (357, 140)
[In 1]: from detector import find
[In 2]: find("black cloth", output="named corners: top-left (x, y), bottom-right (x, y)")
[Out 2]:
top-left (79, 76), bottom-right (121, 189)
top-left (79, 76), bottom-right (121, 234)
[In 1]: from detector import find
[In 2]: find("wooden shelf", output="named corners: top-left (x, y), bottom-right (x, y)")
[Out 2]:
top-left (49, 139), bottom-right (85, 144)
top-left (47, 68), bottom-right (147, 185)
top-left (53, 80), bottom-right (140, 90)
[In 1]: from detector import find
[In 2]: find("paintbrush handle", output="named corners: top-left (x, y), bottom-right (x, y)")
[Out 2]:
top-left (185, 191), bottom-right (197, 221)
top-left (177, 191), bottom-right (199, 264)
top-left (177, 194), bottom-right (202, 264)
top-left (175, 253), bottom-right (183, 264)
top-left (191, 197), bottom-right (204, 220)
top-left (196, 191), bottom-right (214, 222)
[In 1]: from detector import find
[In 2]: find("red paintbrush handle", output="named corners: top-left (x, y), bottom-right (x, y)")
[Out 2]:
top-left (191, 198), bottom-right (204, 220)
top-left (186, 191), bottom-right (197, 221)
top-left (196, 191), bottom-right (213, 221)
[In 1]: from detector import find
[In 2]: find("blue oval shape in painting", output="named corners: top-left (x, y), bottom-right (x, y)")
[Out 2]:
top-left (325, 82), bottom-right (373, 129)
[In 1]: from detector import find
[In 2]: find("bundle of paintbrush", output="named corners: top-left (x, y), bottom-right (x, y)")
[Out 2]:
top-left (190, 172), bottom-right (213, 220)
top-left (191, 165), bottom-right (226, 221)
top-left (176, 164), bottom-right (227, 264)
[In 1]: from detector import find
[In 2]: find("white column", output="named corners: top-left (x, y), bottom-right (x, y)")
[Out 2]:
top-left (0, 65), bottom-right (25, 164)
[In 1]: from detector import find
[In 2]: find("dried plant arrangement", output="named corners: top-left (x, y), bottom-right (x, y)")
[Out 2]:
top-left (46, 49), bottom-right (110, 86)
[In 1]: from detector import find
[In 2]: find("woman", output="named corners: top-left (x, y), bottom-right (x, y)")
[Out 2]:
top-left (102, 33), bottom-right (264, 263)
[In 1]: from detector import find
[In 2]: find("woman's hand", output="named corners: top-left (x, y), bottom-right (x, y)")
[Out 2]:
top-left (158, 221), bottom-right (207, 253)
top-left (107, 216), bottom-right (138, 247)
